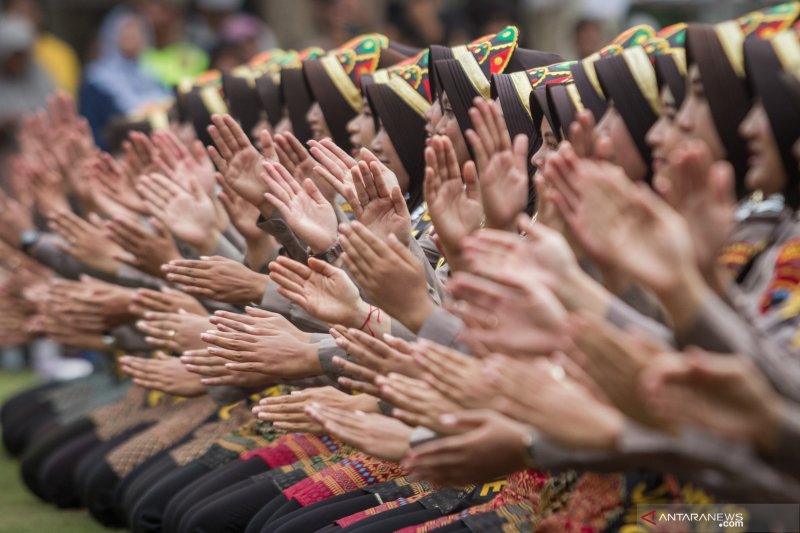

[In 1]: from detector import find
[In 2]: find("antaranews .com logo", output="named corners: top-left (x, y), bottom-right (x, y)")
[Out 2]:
top-left (637, 504), bottom-right (799, 532)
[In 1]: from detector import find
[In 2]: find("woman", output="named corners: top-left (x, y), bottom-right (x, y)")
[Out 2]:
top-left (79, 11), bottom-right (170, 150)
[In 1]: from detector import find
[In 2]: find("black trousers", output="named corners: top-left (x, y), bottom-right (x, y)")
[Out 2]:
top-left (19, 416), bottom-right (95, 500)
top-left (113, 450), bottom-right (179, 526)
top-left (340, 503), bottom-right (443, 533)
top-left (2, 398), bottom-right (59, 457)
top-left (130, 460), bottom-right (215, 533)
top-left (263, 492), bottom-right (381, 533)
top-left (37, 429), bottom-right (101, 507)
top-left (163, 456), bottom-right (270, 533)
top-left (176, 475), bottom-right (282, 533)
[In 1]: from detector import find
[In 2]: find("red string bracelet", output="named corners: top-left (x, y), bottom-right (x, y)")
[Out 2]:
top-left (359, 304), bottom-right (382, 337)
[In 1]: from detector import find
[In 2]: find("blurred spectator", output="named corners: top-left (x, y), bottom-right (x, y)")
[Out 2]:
top-left (3, 0), bottom-right (81, 96)
top-left (79, 10), bottom-right (170, 150)
top-left (139, 0), bottom-right (209, 87)
top-left (188, 0), bottom-right (278, 56)
top-left (0, 16), bottom-right (53, 133)
top-left (385, 0), bottom-right (468, 48)
top-left (573, 17), bottom-right (604, 57)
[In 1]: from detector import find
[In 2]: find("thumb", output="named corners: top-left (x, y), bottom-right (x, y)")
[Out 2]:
top-left (308, 256), bottom-right (338, 277)
top-left (155, 351), bottom-right (170, 360)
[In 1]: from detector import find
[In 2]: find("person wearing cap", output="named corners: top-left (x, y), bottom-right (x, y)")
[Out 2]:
top-left (0, 15), bottom-right (52, 133)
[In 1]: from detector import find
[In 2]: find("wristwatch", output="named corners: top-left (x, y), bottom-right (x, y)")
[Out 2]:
top-left (19, 228), bottom-right (40, 253)
top-left (311, 242), bottom-right (343, 264)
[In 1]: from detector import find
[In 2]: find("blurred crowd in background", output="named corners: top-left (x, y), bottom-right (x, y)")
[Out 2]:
top-left (0, 0), bottom-right (782, 148)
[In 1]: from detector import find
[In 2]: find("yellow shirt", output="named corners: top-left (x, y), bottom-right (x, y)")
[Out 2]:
top-left (34, 33), bottom-right (80, 96)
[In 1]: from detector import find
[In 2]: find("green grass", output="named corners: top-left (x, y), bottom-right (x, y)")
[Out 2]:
top-left (0, 372), bottom-right (110, 533)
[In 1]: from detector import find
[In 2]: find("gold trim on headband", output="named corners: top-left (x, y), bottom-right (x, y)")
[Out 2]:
top-left (509, 71), bottom-right (533, 117)
top-left (772, 30), bottom-right (800, 79)
top-left (232, 65), bottom-right (256, 87)
top-left (200, 86), bottom-right (228, 115)
top-left (373, 70), bottom-right (390, 85)
top-left (565, 83), bottom-right (585, 113)
top-left (715, 20), bottom-right (745, 78)
top-left (672, 48), bottom-right (687, 76)
top-left (581, 53), bottom-right (606, 98)
top-left (385, 76), bottom-right (430, 117)
top-left (452, 45), bottom-right (491, 99)
top-left (623, 47), bottom-right (660, 114)
top-left (320, 53), bottom-right (362, 113)
top-left (148, 110), bottom-right (170, 131)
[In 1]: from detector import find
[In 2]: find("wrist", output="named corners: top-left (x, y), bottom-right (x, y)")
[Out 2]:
top-left (402, 298), bottom-right (436, 334)
top-left (195, 229), bottom-right (222, 257)
top-left (754, 397), bottom-right (787, 453)
top-left (656, 264), bottom-right (709, 333)
top-left (349, 299), bottom-right (373, 330)
top-left (246, 272), bottom-right (270, 303)
top-left (557, 267), bottom-right (610, 316)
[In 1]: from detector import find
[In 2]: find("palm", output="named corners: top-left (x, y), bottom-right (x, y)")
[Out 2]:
top-left (306, 272), bottom-right (360, 323)
top-left (226, 148), bottom-right (267, 207)
top-left (162, 192), bottom-right (216, 246)
top-left (433, 180), bottom-right (482, 245)
top-left (481, 153), bottom-right (527, 229)
top-left (286, 194), bottom-right (337, 252)
top-left (361, 198), bottom-right (410, 242)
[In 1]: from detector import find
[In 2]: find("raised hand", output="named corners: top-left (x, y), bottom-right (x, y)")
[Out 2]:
top-left (641, 349), bottom-right (785, 452)
top-left (252, 386), bottom-right (378, 432)
top-left (413, 340), bottom-right (496, 409)
top-left (202, 307), bottom-right (320, 379)
top-left (308, 138), bottom-right (358, 200)
top-left (423, 135), bottom-right (482, 270)
top-left (129, 287), bottom-right (207, 317)
top-left (49, 211), bottom-right (124, 275)
top-left (44, 275), bottom-right (135, 330)
top-left (0, 191), bottom-right (34, 248)
top-left (401, 409), bottom-right (532, 485)
top-left (208, 114), bottom-right (271, 212)
top-left (465, 98), bottom-right (528, 230)
top-left (305, 402), bottom-right (413, 461)
top-left (137, 173), bottom-right (221, 255)
top-left (89, 152), bottom-right (148, 215)
top-left (346, 154), bottom-right (411, 244)
top-left (262, 161), bottom-right (338, 253)
top-left (377, 372), bottom-right (460, 434)
top-left (485, 354), bottom-right (623, 450)
top-left (275, 132), bottom-right (334, 198)
top-left (136, 310), bottom-right (211, 353)
top-left (119, 352), bottom-right (206, 397)
top-left (180, 348), bottom-right (274, 388)
top-left (339, 222), bottom-right (434, 333)
top-left (567, 312), bottom-right (673, 431)
top-left (28, 163), bottom-right (69, 217)
top-left (269, 256), bottom-right (366, 327)
top-left (106, 216), bottom-right (181, 277)
top-left (215, 173), bottom-right (263, 242)
top-left (162, 256), bottom-right (269, 305)
top-left (152, 130), bottom-right (216, 194)
top-left (330, 326), bottom-right (419, 378)
top-left (448, 271), bottom-right (567, 358)
top-left (662, 141), bottom-right (735, 278)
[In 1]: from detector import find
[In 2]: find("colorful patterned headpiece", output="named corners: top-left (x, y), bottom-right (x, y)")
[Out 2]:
top-left (318, 33), bottom-right (391, 112)
top-left (372, 49), bottom-right (431, 116)
top-left (571, 25), bottom-right (656, 121)
top-left (737, 1), bottom-right (800, 38)
top-left (505, 61), bottom-right (576, 118)
top-left (450, 26), bottom-right (520, 99)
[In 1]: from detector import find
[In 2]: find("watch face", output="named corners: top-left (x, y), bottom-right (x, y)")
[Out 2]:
top-left (20, 229), bottom-right (39, 247)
